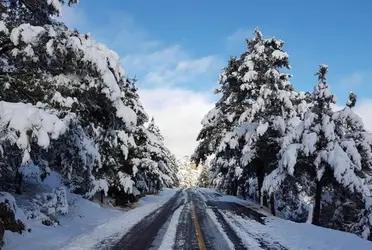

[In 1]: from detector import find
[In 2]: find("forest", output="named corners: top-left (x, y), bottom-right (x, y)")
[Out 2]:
top-left (0, 0), bottom-right (179, 244)
top-left (0, 0), bottom-right (371, 249)
top-left (193, 30), bottom-right (372, 240)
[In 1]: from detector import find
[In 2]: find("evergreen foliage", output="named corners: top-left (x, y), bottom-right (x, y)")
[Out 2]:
top-left (194, 30), bottom-right (372, 240)
top-left (0, 0), bottom-right (179, 218)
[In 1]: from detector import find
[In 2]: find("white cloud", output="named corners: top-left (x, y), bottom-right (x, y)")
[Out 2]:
top-left (124, 45), bottom-right (186, 70)
top-left (58, 6), bottom-right (87, 29)
top-left (102, 15), bottom-right (161, 55)
top-left (355, 99), bottom-right (372, 132)
top-left (227, 28), bottom-right (253, 44)
top-left (116, 20), bottom-right (222, 159)
top-left (142, 55), bottom-right (220, 87)
top-left (123, 45), bottom-right (223, 88)
top-left (338, 71), bottom-right (372, 99)
top-left (340, 72), bottom-right (364, 86)
top-left (339, 71), bottom-right (372, 87)
top-left (225, 27), bottom-right (254, 52)
top-left (139, 88), bottom-right (215, 158)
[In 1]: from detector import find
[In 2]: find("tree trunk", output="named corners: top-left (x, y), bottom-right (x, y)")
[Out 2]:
top-left (231, 179), bottom-right (238, 196)
top-left (0, 222), bottom-right (4, 247)
top-left (100, 190), bottom-right (104, 204)
top-left (312, 180), bottom-right (322, 225)
top-left (242, 181), bottom-right (247, 199)
top-left (262, 192), bottom-right (268, 207)
top-left (259, 192), bottom-right (263, 207)
top-left (15, 172), bottom-right (23, 195)
top-left (256, 164), bottom-right (265, 207)
top-left (270, 193), bottom-right (276, 216)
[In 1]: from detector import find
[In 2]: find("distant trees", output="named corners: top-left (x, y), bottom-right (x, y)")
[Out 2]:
top-left (177, 156), bottom-right (202, 187)
top-left (194, 30), bottom-right (372, 240)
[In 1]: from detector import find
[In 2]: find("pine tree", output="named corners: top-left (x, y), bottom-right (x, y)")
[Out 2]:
top-left (274, 66), bottom-right (372, 235)
top-left (131, 118), bottom-right (179, 196)
top-left (0, 1), bottom-right (178, 206)
top-left (198, 164), bottom-right (211, 188)
top-left (195, 30), bottom-right (302, 210)
top-left (332, 92), bottom-right (372, 238)
top-left (192, 57), bottom-right (240, 193)
top-left (177, 156), bottom-right (201, 187)
top-left (194, 31), bottom-right (372, 239)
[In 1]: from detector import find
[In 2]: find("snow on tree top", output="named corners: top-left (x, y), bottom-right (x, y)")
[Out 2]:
top-left (242, 70), bottom-right (258, 83)
top-left (0, 101), bottom-right (68, 163)
top-left (0, 21), bottom-right (9, 35)
top-left (272, 50), bottom-right (289, 60)
top-left (10, 23), bottom-right (46, 46)
top-left (63, 33), bottom-right (137, 126)
top-left (47, 0), bottom-right (62, 13)
top-left (7, 19), bottom-right (138, 127)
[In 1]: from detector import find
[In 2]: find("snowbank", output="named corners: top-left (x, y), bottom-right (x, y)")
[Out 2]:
top-left (199, 188), bottom-right (372, 250)
top-left (3, 188), bottom-right (178, 250)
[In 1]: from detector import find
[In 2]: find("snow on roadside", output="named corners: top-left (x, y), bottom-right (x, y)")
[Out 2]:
top-left (223, 210), bottom-right (372, 250)
top-left (218, 211), bottom-right (263, 249)
top-left (4, 188), bottom-right (178, 250)
top-left (63, 188), bottom-right (178, 250)
top-left (158, 204), bottom-right (184, 250)
top-left (200, 188), bottom-right (372, 250)
top-left (266, 216), bottom-right (372, 250)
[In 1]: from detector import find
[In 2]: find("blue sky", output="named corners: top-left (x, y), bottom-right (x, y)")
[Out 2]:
top-left (62, 0), bottom-right (372, 157)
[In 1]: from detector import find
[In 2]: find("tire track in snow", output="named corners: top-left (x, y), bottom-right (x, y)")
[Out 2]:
top-left (158, 204), bottom-right (184, 250)
top-left (112, 190), bottom-right (184, 250)
top-left (191, 189), bottom-right (241, 250)
top-left (221, 210), bottom-right (288, 250)
top-left (206, 208), bottom-right (237, 250)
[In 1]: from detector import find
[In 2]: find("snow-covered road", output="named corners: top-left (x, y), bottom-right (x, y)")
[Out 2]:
top-left (111, 188), bottom-right (372, 250)
top-left (6, 188), bottom-right (372, 250)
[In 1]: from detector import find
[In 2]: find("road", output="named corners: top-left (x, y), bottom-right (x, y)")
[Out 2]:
top-left (112, 188), bottom-right (287, 250)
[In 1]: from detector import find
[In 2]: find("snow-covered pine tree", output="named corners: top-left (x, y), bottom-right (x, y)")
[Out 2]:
top-left (177, 156), bottom-right (201, 187)
top-left (263, 65), bottom-right (337, 223)
top-left (192, 60), bottom-right (236, 167)
top-left (273, 65), bottom-right (372, 238)
top-left (131, 118), bottom-right (178, 198)
top-left (333, 92), bottom-right (372, 174)
top-left (0, 0), bottom-right (178, 206)
top-left (1, 2), bottom-right (134, 198)
top-left (0, 0), bottom-right (78, 27)
top-left (195, 30), bottom-right (304, 211)
top-left (198, 164), bottom-right (211, 188)
top-left (300, 65), bottom-right (371, 226)
top-left (331, 92), bottom-right (372, 239)
top-left (147, 118), bottom-right (179, 187)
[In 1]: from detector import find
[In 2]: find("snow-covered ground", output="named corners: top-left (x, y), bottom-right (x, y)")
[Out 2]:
top-left (4, 188), bottom-right (178, 250)
top-left (4, 187), bottom-right (372, 250)
top-left (198, 188), bottom-right (372, 250)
